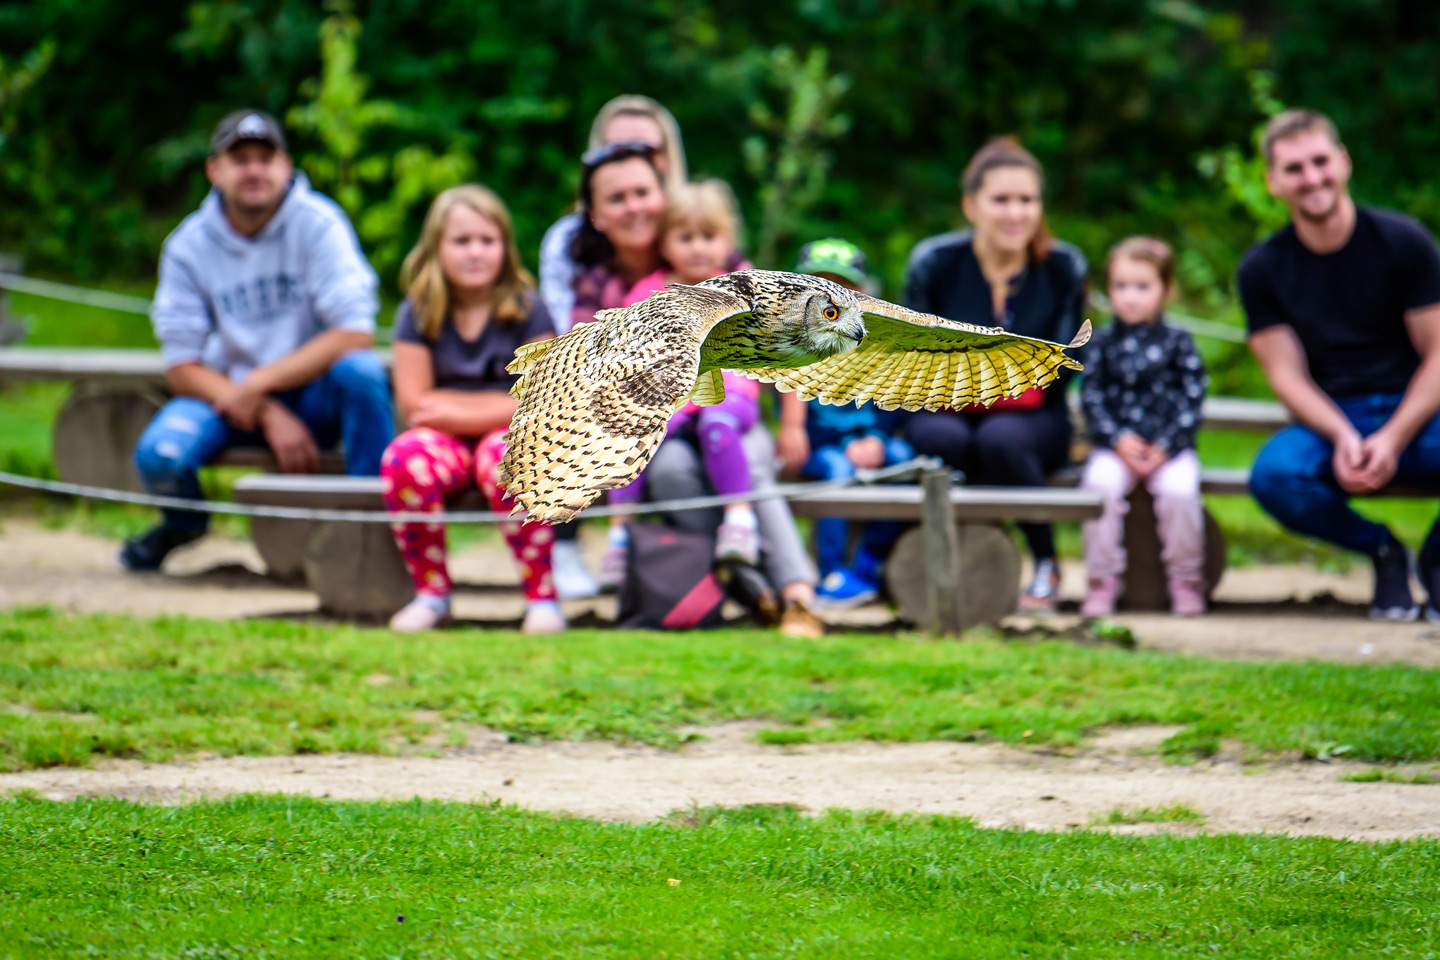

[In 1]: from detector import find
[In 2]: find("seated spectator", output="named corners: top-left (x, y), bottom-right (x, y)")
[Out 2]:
top-left (551, 139), bottom-right (671, 597)
top-left (538, 95), bottom-right (687, 335)
top-left (1241, 109), bottom-right (1440, 621)
top-left (786, 238), bottom-right (914, 609)
top-left (1080, 237), bottom-right (1208, 617)
top-left (643, 428), bottom-right (825, 638)
top-left (565, 142), bottom-right (821, 636)
top-left (900, 136), bottom-right (1087, 613)
top-left (380, 185), bottom-right (563, 634)
top-left (122, 110), bottom-right (391, 572)
top-left (603, 180), bottom-right (761, 583)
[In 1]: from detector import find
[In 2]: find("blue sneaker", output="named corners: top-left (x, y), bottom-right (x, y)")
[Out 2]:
top-left (815, 568), bottom-right (880, 610)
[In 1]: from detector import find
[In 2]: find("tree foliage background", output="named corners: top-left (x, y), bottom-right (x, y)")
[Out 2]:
top-left (2, 0), bottom-right (1439, 307)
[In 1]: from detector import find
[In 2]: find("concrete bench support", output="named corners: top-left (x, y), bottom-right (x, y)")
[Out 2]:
top-left (52, 382), bottom-right (165, 492)
top-left (234, 475), bottom-right (486, 616)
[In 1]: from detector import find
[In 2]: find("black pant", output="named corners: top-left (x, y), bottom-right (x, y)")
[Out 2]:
top-left (904, 406), bottom-right (1071, 560)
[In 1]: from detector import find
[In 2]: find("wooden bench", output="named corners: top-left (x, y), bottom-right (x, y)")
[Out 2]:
top-left (791, 482), bottom-right (1104, 629)
top-left (234, 471), bottom-right (1104, 627)
top-left (0, 347), bottom-right (377, 490)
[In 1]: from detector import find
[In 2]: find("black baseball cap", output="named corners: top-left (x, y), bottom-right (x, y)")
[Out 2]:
top-left (210, 109), bottom-right (287, 156)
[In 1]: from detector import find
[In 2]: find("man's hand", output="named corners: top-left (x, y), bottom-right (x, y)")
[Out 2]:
top-left (1351, 429), bottom-right (1402, 493)
top-left (259, 403), bottom-right (320, 473)
top-left (213, 381), bottom-right (269, 431)
top-left (845, 435), bottom-right (886, 470)
top-left (1332, 429), bottom-right (1372, 493)
top-left (776, 423), bottom-right (810, 477)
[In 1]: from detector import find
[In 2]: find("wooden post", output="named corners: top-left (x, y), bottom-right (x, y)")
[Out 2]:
top-left (0, 254), bottom-right (22, 346)
top-left (921, 467), bottom-right (963, 636)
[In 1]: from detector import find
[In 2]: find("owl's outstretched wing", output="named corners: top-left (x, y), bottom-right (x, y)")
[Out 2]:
top-left (497, 284), bottom-right (753, 523)
top-left (743, 295), bottom-right (1090, 412)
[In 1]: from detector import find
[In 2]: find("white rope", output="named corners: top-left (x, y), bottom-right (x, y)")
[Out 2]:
top-left (0, 272), bottom-right (391, 343)
top-left (0, 272), bottom-right (153, 315)
top-left (1087, 291), bottom-right (1249, 344)
top-left (0, 458), bottom-right (941, 525)
top-left (1, 272), bottom-right (1249, 345)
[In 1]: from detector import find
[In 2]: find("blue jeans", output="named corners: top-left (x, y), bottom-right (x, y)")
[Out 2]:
top-left (133, 350), bottom-right (394, 534)
top-left (802, 433), bottom-right (913, 579)
top-left (1249, 392), bottom-right (1440, 556)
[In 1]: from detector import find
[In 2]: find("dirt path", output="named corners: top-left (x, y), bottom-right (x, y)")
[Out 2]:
top-left (3, 724), bottom-right (1436, 840)
top-left (4, 518), bottom-right (1440, 666)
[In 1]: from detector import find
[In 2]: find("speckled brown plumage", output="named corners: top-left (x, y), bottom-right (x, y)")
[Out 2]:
top-left (498, 269), bottom-right (1090, 522)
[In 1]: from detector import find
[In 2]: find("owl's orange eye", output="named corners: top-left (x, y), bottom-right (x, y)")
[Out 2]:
top-left (822, 305), bottom-right (839, 320)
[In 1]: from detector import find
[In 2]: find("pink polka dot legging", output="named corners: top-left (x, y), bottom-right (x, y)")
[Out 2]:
top-left (380, 426), bottom-right (556, 601)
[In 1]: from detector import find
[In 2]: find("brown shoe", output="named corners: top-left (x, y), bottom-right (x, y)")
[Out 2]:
top-left (779, 597), bottom-right (825, 638)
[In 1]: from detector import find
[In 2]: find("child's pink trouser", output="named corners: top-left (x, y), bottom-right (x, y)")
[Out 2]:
top-left (1081, 447), bottom-right (1204, 581)
top-left (381, 426), bottom-right (556, 601)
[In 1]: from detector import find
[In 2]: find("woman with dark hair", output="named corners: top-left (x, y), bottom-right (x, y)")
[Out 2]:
top-left (561, 141), bottom-right (823, 635)
top-left (568, 141), bottom-right (670, 326)
top-left (538, 96), bottom-right (687, 335)
top-left (902, 136), bottom-right (1088, 612)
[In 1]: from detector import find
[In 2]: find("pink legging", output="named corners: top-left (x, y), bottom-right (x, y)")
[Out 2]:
top-left (380, 427), bottom-right (556, 601)
top-left (1081, 447), bottom-right (1204, 581)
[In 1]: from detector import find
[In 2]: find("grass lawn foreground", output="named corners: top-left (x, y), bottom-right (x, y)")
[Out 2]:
top-left (3, 608), bottom-right (1440, 771)
top-left (1, 793), bottom-right (1438, 959)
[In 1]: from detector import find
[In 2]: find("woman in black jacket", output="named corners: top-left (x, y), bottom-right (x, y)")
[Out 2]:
top-left (903, 136), bottom-right (1088, 612)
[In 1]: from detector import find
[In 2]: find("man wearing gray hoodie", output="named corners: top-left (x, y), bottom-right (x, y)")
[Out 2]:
top-left (120, 110), bottom-right (394, 571)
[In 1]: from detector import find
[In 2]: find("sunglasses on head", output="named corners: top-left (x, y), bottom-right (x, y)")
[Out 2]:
top-left (581, 140), bottom-right (659, 170)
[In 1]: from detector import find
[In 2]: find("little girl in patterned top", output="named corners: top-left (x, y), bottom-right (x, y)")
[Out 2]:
top-left (1080, 236), bottom-right (1209, 617)
top-left (600, 180), bottom-right (761, 585)
top-left (381, 185), bottom-right (565, 633)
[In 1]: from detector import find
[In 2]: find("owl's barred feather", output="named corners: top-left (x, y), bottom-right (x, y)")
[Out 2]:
top-left (499, 269), bottom-right (1089, 523)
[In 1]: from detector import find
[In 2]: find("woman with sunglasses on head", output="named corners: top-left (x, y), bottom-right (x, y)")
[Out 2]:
top-left (538, 97), bottom-right (687, 599)
top-left (538, 96), bottom-right (687, 335)
top-left (564, 141), bottom-right (824, 637)
top-left (902, 136), bottom-right (1088, 614)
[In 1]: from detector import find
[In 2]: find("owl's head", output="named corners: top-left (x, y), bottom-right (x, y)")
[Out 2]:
top-left (772, 275), bottom-right (866, 363)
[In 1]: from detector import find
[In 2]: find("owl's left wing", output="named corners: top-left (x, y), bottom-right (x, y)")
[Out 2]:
top-left (497, 284), bottom-right (754, 523)
top-left (744, 295), bottom-right (1090, 412)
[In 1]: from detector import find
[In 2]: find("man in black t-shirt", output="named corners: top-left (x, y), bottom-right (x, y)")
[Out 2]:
top-left (1239, 109), bottom-right (1440, 621)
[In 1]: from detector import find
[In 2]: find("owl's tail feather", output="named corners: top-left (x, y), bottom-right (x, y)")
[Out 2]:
top-left (1061, 319), bottom-right (1093, 369)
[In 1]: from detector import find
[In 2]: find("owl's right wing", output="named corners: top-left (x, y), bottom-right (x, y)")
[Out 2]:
top-left (744, 295), bottom-right (1090, 412)
top-left (498, 284), bottom-right (753, 523)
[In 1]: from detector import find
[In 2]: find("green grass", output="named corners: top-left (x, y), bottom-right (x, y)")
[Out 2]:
top-left (5, 287), bottom-right (160, 349)
top-left (1339, 767), bottom-right (1438, 785)
top-left (1089, 802), bottom-right (1208, 826)
top-left (1, 794), bottom-right (1437, 959)
top-left (3, 608), bottom-right (1440, 771)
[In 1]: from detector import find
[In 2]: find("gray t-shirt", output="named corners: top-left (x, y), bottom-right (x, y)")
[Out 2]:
top-left (393, 294), bottom-right (555, 392)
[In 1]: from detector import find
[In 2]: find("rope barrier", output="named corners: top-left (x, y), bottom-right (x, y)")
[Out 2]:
top-left (0, 457), bottom-right (942, 525)
top-left (1, 272), bottom-right (1250, 344)
top-left (1087, 291), bottom-right (1248, 344)
top-left (0, 272), bottom-right (153, 315)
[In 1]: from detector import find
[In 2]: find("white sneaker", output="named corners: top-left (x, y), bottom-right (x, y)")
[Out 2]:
top-left (388, 594), bottom-right (452, 632)
top-left (521, 600), bottom-right (568, 634)
top-left (551, 539), bottom-right (599, 599)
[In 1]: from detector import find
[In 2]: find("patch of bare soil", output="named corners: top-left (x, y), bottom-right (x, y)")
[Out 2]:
top-left (3, 725), bottom-right (1437, 841)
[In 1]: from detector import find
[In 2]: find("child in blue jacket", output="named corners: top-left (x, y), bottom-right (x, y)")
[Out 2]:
top-left (787, 239), bottom-right (914, 607)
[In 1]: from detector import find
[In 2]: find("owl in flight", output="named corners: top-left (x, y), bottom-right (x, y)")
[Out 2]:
top-left (498, 269), bottom-right (1089, 522)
